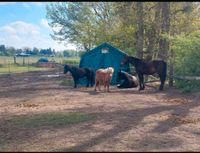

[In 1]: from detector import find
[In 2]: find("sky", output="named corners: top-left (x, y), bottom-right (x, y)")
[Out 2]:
top-left (0, 2), bottom-right (77, 51)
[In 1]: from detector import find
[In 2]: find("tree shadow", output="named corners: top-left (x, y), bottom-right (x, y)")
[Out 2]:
top-left (53, 99), bottom-right (199, 151)
top-left (1, 70), bottom-right (199, 151)
top-left (77, 85), bottom-right (165, 96)
top-left (1, 94), bottom-right (198, 152)
top-left (150, 89), bottom-right (198, 133)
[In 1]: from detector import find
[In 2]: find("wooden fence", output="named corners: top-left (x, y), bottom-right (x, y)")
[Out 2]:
top-left (173, 76), bottom-right (200, 81)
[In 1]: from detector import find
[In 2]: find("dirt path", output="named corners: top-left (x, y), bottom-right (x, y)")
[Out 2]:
top-left (0, 70), bottom-right (200, 151)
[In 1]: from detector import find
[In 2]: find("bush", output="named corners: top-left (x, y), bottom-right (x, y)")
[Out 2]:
top-left (172, 34), bottom-right (200, 92)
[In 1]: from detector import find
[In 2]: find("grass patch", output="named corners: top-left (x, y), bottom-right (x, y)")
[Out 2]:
top-left (0, 56), bottom-right (80, 74)
top-left (175, 80), bottom-right (200, 93)
top-left (63, 57), bottom-right (80, 65)
top-left (60, 78), bottom-right (74, 86)
top-left (0, 65), bottom-right (51, 74)
top-left (8, 112), bottom-right (96, 128)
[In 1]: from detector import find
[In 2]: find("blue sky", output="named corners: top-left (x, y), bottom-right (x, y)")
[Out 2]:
top-left (0, 2), bottom-right (76, 51)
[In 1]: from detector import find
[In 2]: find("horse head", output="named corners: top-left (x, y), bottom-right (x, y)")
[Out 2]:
top-left (121, 55), bottom-right (129, 65)
top-left (63, 64), bottom-right (70, 74)
top-left (107, 67), bottom-right (114, 74)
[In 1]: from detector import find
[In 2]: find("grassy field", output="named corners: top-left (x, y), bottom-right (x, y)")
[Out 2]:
top-left (0, 56), bottom-right (80, 74)
top-left (8, 112), bottom-right (96, 128)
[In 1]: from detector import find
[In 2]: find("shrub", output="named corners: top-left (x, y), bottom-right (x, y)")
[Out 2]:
top-left (171, 34), bottom-right (200, 92)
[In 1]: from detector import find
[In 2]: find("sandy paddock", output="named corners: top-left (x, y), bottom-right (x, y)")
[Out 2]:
top-left (0, 70), bottom-right (200, 151)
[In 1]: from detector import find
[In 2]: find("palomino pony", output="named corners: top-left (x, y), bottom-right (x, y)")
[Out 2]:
top-left (116, 70), bottom-right (138, 88)
top-left (63, 64), bottom-right (95, 88)
top-left (94, 67), bottom-right (114, 92)
top-left (121, 55), bottom-right (167, 91)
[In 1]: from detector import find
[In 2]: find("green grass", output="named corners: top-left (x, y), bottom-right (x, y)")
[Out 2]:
top-left (8, 112), bottom-right (96, 128)
top-left (0, 56), bottom-right (80, 74)
top-left (0, 56), bottom-right (80, 65)
top-left (175, 80), bottom-right (200, 93)
top-left (63, 57), bottom-right (80, 65)
top-left (60, 78), bottom-right (74, 86)
top-left (0, 64), bottom-right (50, 74)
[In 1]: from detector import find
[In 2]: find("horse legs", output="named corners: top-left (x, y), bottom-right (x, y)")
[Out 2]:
top-left (86, 76), bottom-right (89, 87)
top-left (104, 81), bottom-right (107, 92)
top-left (90, 77), bottom-right (94, 87)
top-left (94, 81), bottom-right (98, 91)
top-left (107, 82), bottom-right (110, 92)
top-left (159, 74), bottom-right (166, 91)
top-left (142, 75), bottom-right (145, 90)
top-left (73, 78), bottom-right (78, 88)
top-left (99, 82), bottom-right (101, 91)
top-left (105, 81), bottom-right (110, 92)
top-left (94, 81), bottom-right (101, 91)
top-left (138, 73), bottom-right (145, 90)
top-left (88, 74), bottom-right (93, 87)
top-left (90, 73), bottom-right (94, 87)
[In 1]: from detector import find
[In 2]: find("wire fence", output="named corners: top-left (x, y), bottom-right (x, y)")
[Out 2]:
top-left (0, 56), bottom-right (80, 75)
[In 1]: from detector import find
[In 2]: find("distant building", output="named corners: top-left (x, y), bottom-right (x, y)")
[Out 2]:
top-left (15, 52), bottom-right (31, 57)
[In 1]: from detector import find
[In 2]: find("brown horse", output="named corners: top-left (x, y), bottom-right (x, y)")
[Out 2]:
top-left (121, 55), bottom-right (167, 91)
top-left (94, 67), bottom-right (114, 92)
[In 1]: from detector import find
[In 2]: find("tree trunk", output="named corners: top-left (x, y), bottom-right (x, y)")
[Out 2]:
top-left (158, 2), bottom-right (170, 62)
top-left (135, 2), bottom-right (144, 59)
top-left (146, 26), bottom-right (156, 61)
top-left (153, 2), bottom-right (162, 59)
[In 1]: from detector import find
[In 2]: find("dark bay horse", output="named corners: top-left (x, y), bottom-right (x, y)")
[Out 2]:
top-left (116, 70), bottom-right (138, 89)
top-left (63, 64), bottom-right (95, 88)
top-left (121, 55), bottom-right (167, 91)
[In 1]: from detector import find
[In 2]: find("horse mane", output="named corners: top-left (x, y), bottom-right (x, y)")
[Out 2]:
top-left (128, 55), bottom-right (145, 64)
top-left (64, 64), bottom-right (72, 69)
top-left (129, 55), bottom-right (143, 61)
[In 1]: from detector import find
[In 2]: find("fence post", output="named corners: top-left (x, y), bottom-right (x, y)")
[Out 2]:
top-left (23, 57), bottom-right (25, 66)
top-left (14, 55), bottom-right (16, 64)
top-left (28, 56), bottom-right (29, 72)
top-left (8, 57), bottom-right (10, 74)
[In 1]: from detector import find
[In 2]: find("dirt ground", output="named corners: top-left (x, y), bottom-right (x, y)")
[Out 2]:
top-left (1, 70), bottom-right (200, 152)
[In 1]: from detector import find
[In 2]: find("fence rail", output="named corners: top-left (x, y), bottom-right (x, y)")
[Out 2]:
top-left (173, 75), bottom-right (200, 81)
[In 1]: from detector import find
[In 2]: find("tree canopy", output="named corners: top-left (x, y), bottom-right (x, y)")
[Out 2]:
top-left (46, 2), bottom-right (200, 92)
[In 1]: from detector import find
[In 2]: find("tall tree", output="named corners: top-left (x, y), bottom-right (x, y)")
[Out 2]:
top-left (158, 2), bottom-right (170, 61)
top-left (135, 2), bottom-right (144, 58)
top-left (0, 45), bottom-right (6, 56)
